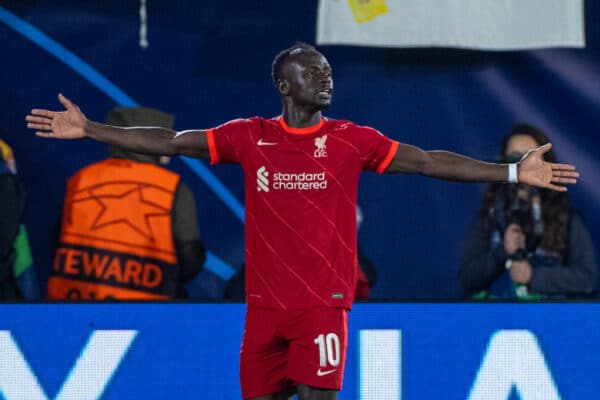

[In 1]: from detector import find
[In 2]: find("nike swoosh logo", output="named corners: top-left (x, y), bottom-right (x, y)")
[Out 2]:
top-left (317, 368), bottom-right (337, 377)
top-left (257, 139), bottom-right (277, 146)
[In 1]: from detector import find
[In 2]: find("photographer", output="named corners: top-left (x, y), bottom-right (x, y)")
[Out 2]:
top-left (459, 124), bottom-right (596, 299)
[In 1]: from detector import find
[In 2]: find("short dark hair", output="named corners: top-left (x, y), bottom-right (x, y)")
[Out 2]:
top-left (271, 42), bottom-right (317, 86)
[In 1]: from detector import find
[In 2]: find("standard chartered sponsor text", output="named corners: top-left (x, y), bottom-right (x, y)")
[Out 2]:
top-left (273, 171), bottom-right (327, 190)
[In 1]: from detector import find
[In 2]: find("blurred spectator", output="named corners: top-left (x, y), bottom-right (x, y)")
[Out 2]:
top-left (47, 107), bottom-right (206, 300)
top-left (0, 138), bottom-right (39, 300)
top-left (355, 250), bottom-right (376, 300)
top-left (355, 205), bottom-right (377, 300)
top-left (223, 206), bottom-right (377, 301)
top-left (459, 124), bottom-right (596, 299)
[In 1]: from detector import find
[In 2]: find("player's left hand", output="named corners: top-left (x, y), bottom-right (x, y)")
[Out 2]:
top-left (518, 143), bottom-right (579, 192)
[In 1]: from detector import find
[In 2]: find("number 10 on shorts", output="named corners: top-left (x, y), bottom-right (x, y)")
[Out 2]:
top-left (314, 333), bottom-right (340, 367)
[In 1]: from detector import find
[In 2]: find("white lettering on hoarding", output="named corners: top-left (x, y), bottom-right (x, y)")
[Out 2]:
top-left (0, 330), bottom-right (137, 400)
top-left (468, 330), bottom-right (561, 400)
top-left (358, 329), bottom-right (561, 400)
top-left (359, 329), bottom-right (401, 400)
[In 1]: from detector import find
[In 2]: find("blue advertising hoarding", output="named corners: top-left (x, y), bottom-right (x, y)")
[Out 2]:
top-left (0, 303), bottom-right (598, 399)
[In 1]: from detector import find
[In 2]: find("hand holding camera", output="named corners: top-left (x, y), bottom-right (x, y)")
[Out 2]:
top-left (509, 260), bottom-right (533, 284)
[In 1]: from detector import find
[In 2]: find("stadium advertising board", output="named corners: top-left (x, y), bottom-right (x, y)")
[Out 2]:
top-left (0, 303), bottom-right (597, 399)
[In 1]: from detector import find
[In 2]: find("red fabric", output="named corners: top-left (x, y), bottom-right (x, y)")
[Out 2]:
top-left (240, 307), bottom-right (348, 398)
top-left (210, 117), bottom-right (396, 309)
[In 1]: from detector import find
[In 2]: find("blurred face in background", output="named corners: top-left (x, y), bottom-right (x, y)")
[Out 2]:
top-left (505, 134), bottom-right (540, 160)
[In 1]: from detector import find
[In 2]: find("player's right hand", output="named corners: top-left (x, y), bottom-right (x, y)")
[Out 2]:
top-left (25, 93), bottom-right (86, 139)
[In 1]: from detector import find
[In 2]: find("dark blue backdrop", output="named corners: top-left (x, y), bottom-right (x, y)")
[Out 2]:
top-left (1, 1), bottom-right (598, 299)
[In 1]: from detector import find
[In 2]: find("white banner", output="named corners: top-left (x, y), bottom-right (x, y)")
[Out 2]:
top-left (316, 0), bottom-right (585, 50)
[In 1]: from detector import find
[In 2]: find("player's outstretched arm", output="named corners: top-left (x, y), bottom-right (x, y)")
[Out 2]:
top-left (25, 93), bottom-right (210, 160)
top-left (385, 142), bottom-right (578, 191)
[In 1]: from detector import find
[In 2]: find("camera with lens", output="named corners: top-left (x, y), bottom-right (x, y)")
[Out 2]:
top-left (503, 197), bottom-right (533, 258)
top-left (510, 247), bottom-right (528, 262)
top-left (504, 197), bottom-right (533, 231)
top-left (498, 180), bottom-right (543, 260)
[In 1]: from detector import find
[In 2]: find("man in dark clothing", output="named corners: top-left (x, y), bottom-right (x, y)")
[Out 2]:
top-left (105, 107), bottom-right (207, 298)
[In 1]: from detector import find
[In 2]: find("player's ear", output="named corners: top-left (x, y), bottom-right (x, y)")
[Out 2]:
top-left (277, 79), bottom-right (290, 96)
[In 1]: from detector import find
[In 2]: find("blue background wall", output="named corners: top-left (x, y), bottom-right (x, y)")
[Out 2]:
top-left (1, 1), bottom-right (598, 299)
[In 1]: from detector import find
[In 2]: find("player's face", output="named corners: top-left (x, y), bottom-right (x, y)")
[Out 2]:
top-left (283, 50), bottom-right (333, 110)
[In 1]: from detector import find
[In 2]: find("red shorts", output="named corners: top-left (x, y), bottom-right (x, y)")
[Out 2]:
top-left (240, 307), bottom-right (348, 399)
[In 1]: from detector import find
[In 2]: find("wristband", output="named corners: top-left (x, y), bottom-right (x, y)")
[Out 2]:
top-left (508, 163), bottom-right (519, 183)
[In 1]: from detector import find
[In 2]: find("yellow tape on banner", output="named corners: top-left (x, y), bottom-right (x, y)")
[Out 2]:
top-left (0, 138), bottom-right (14, 163)
top-left (347, 0), bottom-right (389, 23)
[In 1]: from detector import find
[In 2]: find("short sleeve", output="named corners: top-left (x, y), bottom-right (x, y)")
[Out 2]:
top-left (354, 125), bottom-right (399, 173)
top-left (206, 118), bottom-right (254, 165)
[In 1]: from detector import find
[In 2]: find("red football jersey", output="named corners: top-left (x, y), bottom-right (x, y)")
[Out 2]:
top-left (207, 116), bottom-right (398, 310)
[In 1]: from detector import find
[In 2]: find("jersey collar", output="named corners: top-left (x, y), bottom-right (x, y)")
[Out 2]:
top-left (278, 116), bottom-right (325, 135)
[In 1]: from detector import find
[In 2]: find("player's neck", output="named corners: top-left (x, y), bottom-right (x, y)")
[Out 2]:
top-left (281, 107), bottom-right (323, 129)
